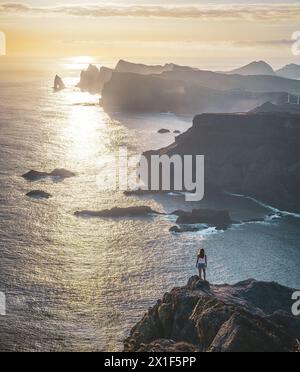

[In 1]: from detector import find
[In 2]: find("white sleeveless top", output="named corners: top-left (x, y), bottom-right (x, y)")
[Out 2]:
top-left (198, 256), bottom-right (206, 264)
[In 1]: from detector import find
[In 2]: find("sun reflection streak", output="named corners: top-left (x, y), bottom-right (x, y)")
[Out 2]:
top-left (63, 97), bottom-right (104, 163)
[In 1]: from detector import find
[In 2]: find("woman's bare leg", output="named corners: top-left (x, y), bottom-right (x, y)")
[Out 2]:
top-left (203, 268), bottom-right (206, 281)
top-left (198, 268), bottom-right (202, 280)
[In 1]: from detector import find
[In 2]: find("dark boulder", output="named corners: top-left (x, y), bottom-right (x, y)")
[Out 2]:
top-left (22, 170), bottom-right (49, 181)
top-left (22, 168), bottom-right (75, 181)
top-left (49, 169), bottom-right (76, 179)
top-left (158, 129), bottom-right (170, 134)
top-left (124, 190), bottom-right (164, 197)
top-left (169, 225), bottom-right (199, 233)
top-left (26, 190), bottom-right (52, 199)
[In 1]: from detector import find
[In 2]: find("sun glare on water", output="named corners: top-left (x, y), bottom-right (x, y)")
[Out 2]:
top-left (63, 56), bottom-right (96, 71)
top-left (65, 106), bottom-right (102, 163)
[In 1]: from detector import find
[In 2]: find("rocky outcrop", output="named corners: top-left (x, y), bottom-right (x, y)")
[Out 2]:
top-left (77, 65), bottom-right (113, 94)
top-left (74, 206), bottom-right (161, 218)
top-left (144, 113), bottom-right (300, 213)
top-left (77, 60), bottom-right (173, 94)
top-left (53, 75), bottom-right (65, 91)
top-left (124, 190), bottom-right (164, 197)
top-left (172, 209), bottom-right (234, 230)
top-left (124, 277), bottom-right (300, 352)
top-left (158, 129), bottom-right (170, 134)
top-left (26, 190), bottom-right (52, 199)
top-left (22, 169), bottom-right (75, 181)
top-left (169, 226), bottom-right (199, 233)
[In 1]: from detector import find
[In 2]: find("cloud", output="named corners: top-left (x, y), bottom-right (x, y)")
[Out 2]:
top-left (1, 2), bottom-right (300, 21)
top-left (234, 39), bottom-right (294, 47)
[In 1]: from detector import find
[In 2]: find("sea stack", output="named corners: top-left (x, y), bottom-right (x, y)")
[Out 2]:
top-left (53, 75), bottom-right (65, 91)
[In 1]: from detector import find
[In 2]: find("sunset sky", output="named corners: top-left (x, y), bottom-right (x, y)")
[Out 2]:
top-left (1, 0), bottom-right (300, 69)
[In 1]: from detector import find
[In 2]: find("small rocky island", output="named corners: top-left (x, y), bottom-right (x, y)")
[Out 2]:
top-left (26, 190), bottom-right (52, 199)
top-left (124, 277), bottom-right (300, 352)
top-left (22, 169), bottom-right (76, 181)
top-left (158, 129), bottom-right (170, 134)
top-left (53, 75), bottom-right (65, 91)
top-left (171, 209), bottom-right (234, 231)
top-left (74, 206), bottom-right (161, 218)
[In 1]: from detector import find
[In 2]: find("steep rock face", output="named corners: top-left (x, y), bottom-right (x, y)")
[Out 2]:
top-left (144, 113), bottom-right (300, 213)
top-left (77, 60), bottom-right (174, 94)
top-left (100, 71), bottom-right (286, 116)
top-left (77, 65), bottom-right (113, 93)
top-left (124, 277), bottom-right (299, 352)
top-left (100, 72), bottom-right (186, 113)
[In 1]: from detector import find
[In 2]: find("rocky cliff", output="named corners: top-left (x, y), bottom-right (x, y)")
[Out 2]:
top-left (77, 60), bottom-right (174, 94)
top-left (100, 71), bottom-right (286, 116)
top-left (77, 60), bottom-right (300, 114)
top-left (77, 65), bottom-right (113, 94)
top-left (124, 277), bottom-right (300, 352)
top-left (144, 113), bottom-right (300, 213)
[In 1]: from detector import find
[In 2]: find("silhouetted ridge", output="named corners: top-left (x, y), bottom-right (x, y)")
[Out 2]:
top-left (144, 113), bottom-right (300, 213)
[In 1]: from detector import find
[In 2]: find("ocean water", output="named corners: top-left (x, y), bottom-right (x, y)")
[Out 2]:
top-left (0, 68), bottom-right (299, 352)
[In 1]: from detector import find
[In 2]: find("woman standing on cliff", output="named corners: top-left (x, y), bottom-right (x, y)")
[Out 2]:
top-left (196, 249), bottom-right (207, 281)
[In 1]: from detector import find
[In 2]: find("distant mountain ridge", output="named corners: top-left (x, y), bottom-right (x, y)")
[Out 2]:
top-left (276, 63), bottom-right (300, 80)
top-left (115, 60), bottom-right (174, 75)
top-left (226, 61), bottom-right (275, 76)
top-left (226, 61), bottom-right (300, 80)
top-left (250, 100), bottom-right (300, 114)
top-left (76, 59), bottom-right (300, 115)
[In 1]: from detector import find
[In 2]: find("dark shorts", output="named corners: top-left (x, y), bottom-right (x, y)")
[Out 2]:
top-left (198, 263), bottom-right (206, 270)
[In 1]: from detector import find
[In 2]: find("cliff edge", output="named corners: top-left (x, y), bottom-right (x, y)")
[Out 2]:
top-left (124, 277), bottom-right (299, 352)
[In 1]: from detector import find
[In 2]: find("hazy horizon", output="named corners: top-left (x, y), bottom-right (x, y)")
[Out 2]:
top-left (1, 1), bottom-right (300, 70)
